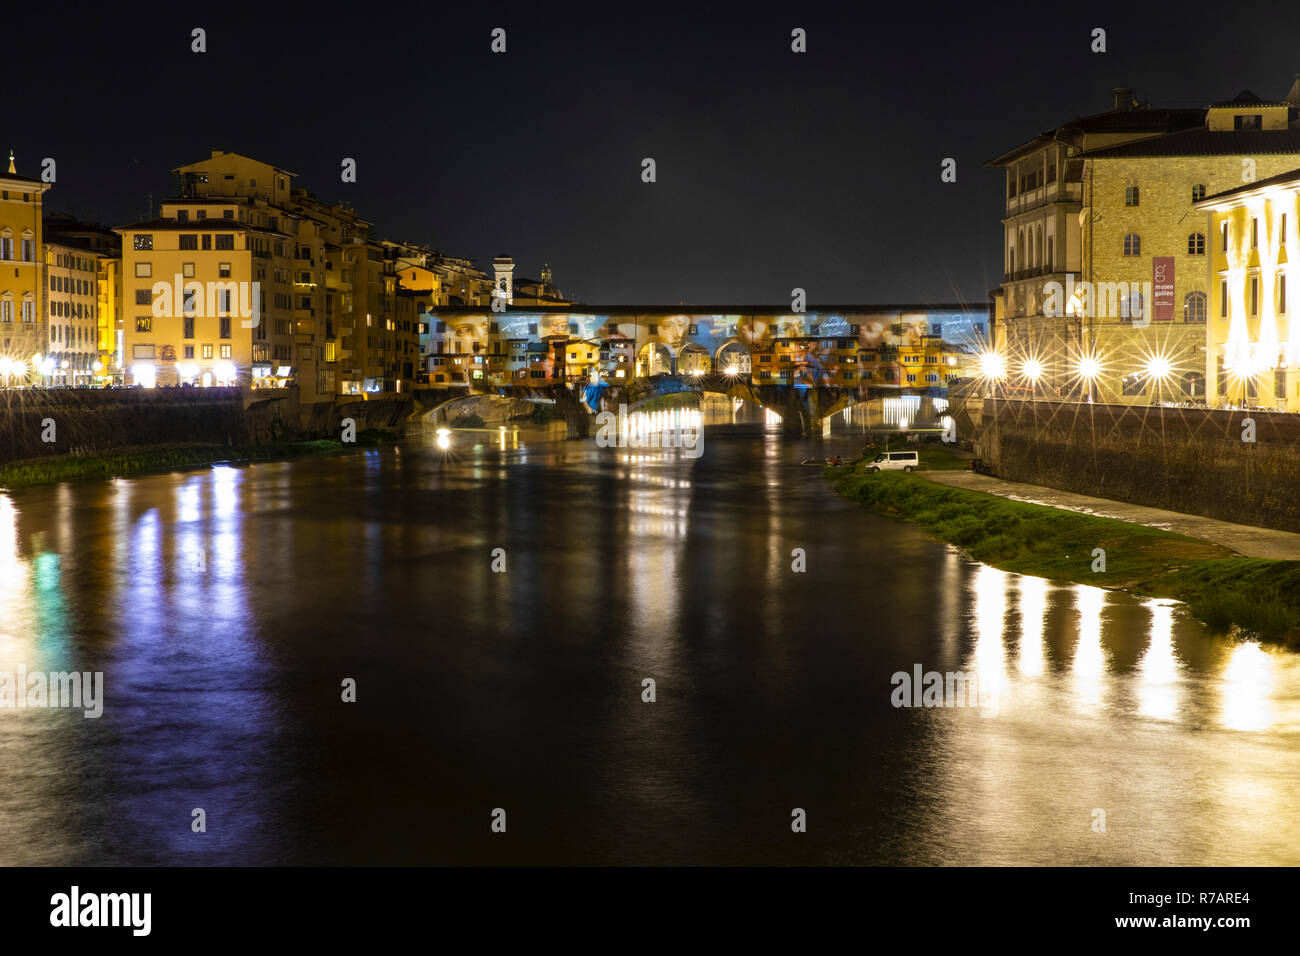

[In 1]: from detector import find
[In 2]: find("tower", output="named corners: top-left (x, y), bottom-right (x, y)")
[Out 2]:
top-left (492, 255), bottom-right (515, 305)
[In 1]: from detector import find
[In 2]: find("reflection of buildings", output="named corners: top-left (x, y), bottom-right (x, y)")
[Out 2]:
top-left (424, 304), bottom-right (987, 391)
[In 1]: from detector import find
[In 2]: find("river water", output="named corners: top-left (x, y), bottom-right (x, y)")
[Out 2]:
top-left (1, 424), bottom-right (1298, 865)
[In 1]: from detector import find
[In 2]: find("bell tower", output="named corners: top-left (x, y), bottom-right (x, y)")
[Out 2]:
top-left (492, 255), bottom-right (515, 305)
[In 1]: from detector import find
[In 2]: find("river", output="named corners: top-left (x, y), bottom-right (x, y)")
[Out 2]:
top-left (1, 423), bottom-right (1298, 865)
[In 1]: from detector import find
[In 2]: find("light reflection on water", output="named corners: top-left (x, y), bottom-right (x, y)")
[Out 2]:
top-left (0, 430), bottom-right (1297, 865)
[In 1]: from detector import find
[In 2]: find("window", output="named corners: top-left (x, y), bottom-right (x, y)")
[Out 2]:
top-left (134, 235), bottom-right (153, 251)
top-left (1252, 218), bottom-right (1259, 248)
top-left (1120, 293), bottom-right (1144, 323)
top-left (220, 317), bottom-right (231, 338)
top-left (1221, 221), bottom-right (1229, 251)
top-left (224, 209), bottom-right (234, 220)
top-left (179, 234), bottom-right (198, 250)
top-left (1251, 276), bottom-right (1259, 316)
top-left (1216, 356), bottom-right (1227, 396)
top-left (1191, 184), bottom-right (1206, 202)
top-left (20, 238), bottom-right (33, 260)
top-left (184, 345), bottom-right (195, 359)
top-left (1184, 371), bottom-right (1205, 398)
top-left (1281, 274), bottom-right (1288, 315)
top-left (133, 344), bottom-right (155, 359)
top-left (1188, 233), bottom-right (1205, 255)
top-left (648, 324), bottom-right (658, 335)
top-left (1125, 186), bottom-right (1140, 206)
top-left (1277, 369), bottom-right (1288, 400)
top-left (135, 317), bottom-right (152, 332)
top-left (1234, 114), bottom-right (1263, 130)
top-left (183, 262), bottom-right (195, 278)
top-left (202, 345), bottom-right (213, 359)
top-left (1184, 291), bottom-right (1207, 323)
top-left (215, 234), bottom-right (234, 250)
top-left (183, 316), bottom-right (195, 338)
top-left (176, 210), bottom-right (189, 222)
top-left (1123, 233), bottom-right (1141, 256)
top-left (135, 289), bottom-right (151, 305)
top-left (1221, 280), bottom-right (1229, 317)
top-left (220, 345), bottom-right (232, 358)
top-left (202, 234), bottom-right (212, 250)
top-left (135, 262), bottom-right (152, 278)
top-left (196, 209), bottom-right (207, 220)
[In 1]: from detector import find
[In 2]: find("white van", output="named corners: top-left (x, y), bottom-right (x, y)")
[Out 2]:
top-left (866, 451), bottom-right (918, 472)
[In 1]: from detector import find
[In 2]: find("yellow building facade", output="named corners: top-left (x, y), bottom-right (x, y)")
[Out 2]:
top-left (1078, 93), bottom-right (1300, 404)
top-left (1197, 166), bottom-right (1300, 409)
top-left (0, 153), bottom-right (50, 378)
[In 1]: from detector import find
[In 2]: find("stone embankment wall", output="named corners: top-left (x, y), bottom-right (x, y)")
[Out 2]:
top-left (0, 387), bottom-right (414, 463)
top-left (978, 398), bottom-right (1300, 533)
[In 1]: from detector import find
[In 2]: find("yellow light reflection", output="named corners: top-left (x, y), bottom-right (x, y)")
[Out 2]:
top-left (1016, 575), bottom-right (1048, 677)
top-left (1219, 642), bottom-right (1276, 732)
top-left (1071, 585), bottom-right (1107, 711)
top-left (1137, 598), bottom-right (1181, 722)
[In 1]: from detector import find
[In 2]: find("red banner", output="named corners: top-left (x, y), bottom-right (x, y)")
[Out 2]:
top-left (1153, 257), bottom-right (1175, 322)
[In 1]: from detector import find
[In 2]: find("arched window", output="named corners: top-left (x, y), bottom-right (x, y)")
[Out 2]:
top-left (1125, 185), bottom-right (1140, 206)
top-left (1184, 291), bottom-right (1207, 323)
top-left (1188, 233), bottom-right (1205, 255)
top-left (1192, 184), bottom-right (1207, 202)
top-left (1121, 292), bottom-right (1145, 322)
top-left (1184, 371), bottom-right (1206, 397)
top-left (1123, 233), bottom-right (1141, 256)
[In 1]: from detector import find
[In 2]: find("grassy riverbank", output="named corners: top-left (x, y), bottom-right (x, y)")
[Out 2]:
top-left (831, 462), bottom-right (1300, 643)
top-left (0, 429), bottom-right (399, 491)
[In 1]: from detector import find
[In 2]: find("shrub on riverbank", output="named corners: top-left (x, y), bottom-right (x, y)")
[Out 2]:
top-left (831, 466), bottom-right (1300, 643)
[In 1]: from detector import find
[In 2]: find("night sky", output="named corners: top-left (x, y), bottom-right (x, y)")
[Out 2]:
top-left (9, 1), bottom-right (1300, 304)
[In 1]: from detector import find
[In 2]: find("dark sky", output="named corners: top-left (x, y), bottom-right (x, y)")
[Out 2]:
top-left (8, 0), bottom-right (1300, 304)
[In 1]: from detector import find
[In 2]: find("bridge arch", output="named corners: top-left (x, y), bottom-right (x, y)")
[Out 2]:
top-left (637, 342), bottom-right (674, 376)
top-left (677, 342), bottom-right (712, 375)
top-left (714, 338), bottom-right (751, 376)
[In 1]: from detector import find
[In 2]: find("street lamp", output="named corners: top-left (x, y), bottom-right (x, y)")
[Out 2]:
top-left (1144, 353), bottom-right (1174, 405)
top-left (1075, 353), bottom-right (1102, 403)
top-left (1022, 357), bottom-right (1044, 394)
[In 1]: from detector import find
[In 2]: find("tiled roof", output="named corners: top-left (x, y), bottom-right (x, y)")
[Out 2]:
top-left (1080, 127), bottom-right (1300, 158)
top-left (1196, 166), bottom-right (1300, 205)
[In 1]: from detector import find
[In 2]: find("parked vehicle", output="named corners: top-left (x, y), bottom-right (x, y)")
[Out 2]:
top-left (866, 451), bottom-right (918, 472)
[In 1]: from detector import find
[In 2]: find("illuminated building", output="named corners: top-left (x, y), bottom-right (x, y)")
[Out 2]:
top-left (424, 305), bottom-right (988, 393)
top-left (1196, 165), bottom-right (1300, 409)
top-left (42, 239), bottom-right (100, 385)
top-left (988, 79), bottom-right (1300, 404)
top-left (0, 152), bottom-right (51, 378)
top-left (1078, 85), bottom-right (1300, 405)
top-left (42, 215), bottom-right (120, 386)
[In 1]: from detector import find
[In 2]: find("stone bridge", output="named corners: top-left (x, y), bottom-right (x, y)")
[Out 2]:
top-left (410, 375), bottom-right (866, 437)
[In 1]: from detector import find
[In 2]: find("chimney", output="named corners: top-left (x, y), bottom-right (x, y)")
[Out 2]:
top-left (1111, 87), bottom-right (1135, 111)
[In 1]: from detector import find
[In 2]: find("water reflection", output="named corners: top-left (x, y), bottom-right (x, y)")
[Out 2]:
top-left (0, 431), bottom-right (1298, 865)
